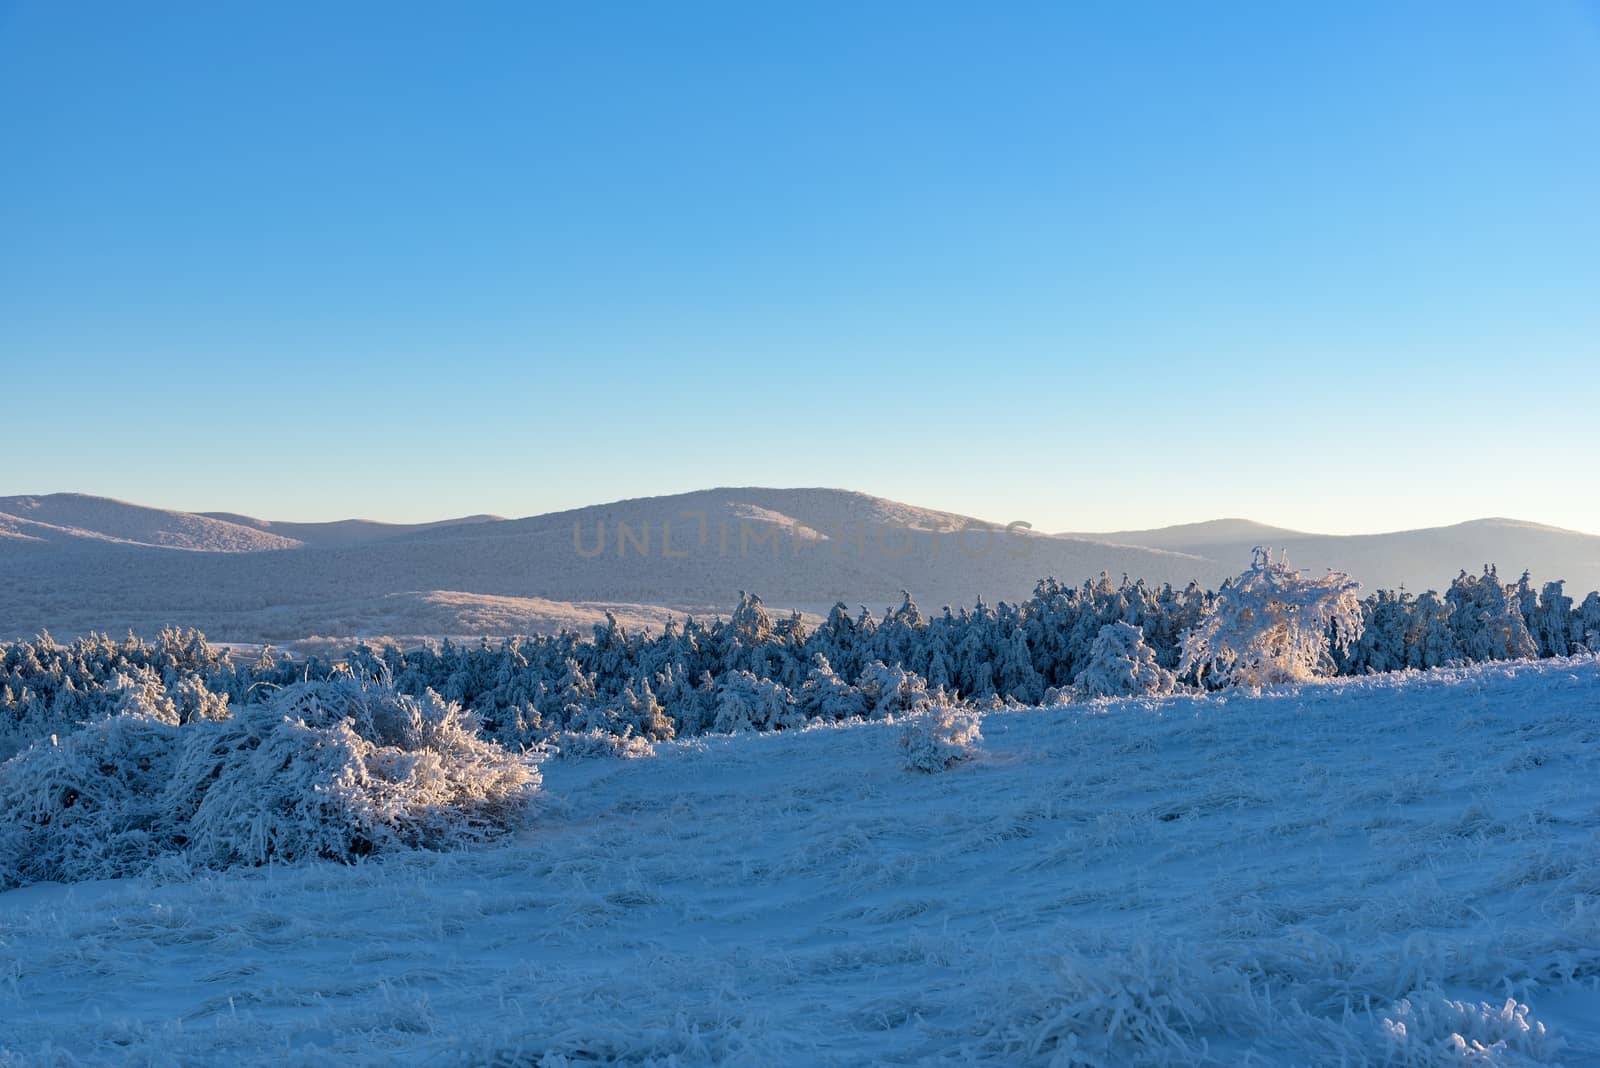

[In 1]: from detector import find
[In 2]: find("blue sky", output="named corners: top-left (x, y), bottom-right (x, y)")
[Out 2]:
top-left (2, 1), bottom-right (1597, 533)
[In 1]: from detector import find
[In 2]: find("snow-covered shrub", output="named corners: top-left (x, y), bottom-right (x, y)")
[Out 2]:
top-left (796, 654), bottom-right (868, 723)
top-left (110, 666), bottom-right (179, 722)
top-left (110, 669), bottom-right (232, 726)
top-left (612, 681), bottom-right (676, 741)
top-left (0, 678), bottom-right (539, 888)
top-left (547, 680), bottom-right (674, 746)
top-left (1075, 622), bottom-right (1175, 698)
top-left (0, 712), bottom-right (179, 888)
top-left (479, 700), bottom-right (552, 751)
top-left (898, 705), bottom-right (983, 772)
top-left (857, 660), bottom-right (933, 719)
top-left (712, 670), bottom-right (802, 733)
top-left (548, 727), bottom-right (656, 760)
top-left (175, 681), bottom-right (537, 871)
top-left (1179, 549), bottom-right (1364, 687)
top-left (170, 674), bottom-right (231, 723)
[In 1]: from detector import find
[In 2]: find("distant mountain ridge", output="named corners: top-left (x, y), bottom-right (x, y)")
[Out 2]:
top-left (1064, 518), bottom-right (1307, 549)
top-left (1064, 515), bottom-right (1600, 594)
top-left (0, 494), bottom-right (300, 552)
top-left (199, 510), bottom-right (507, 550)
top-left (3, 489), bottom-right (1599, 643)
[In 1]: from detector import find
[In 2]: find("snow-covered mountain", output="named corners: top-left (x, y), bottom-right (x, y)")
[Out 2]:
top-left (3, 489), bottom-right (1600, 643)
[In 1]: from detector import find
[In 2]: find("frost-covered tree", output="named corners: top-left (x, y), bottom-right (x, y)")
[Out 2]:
top-left (1514, 570), bottom-right (1541, 641)
top-left (1346, 590), bottom-right (1410, 675)
top-left (1446, 567), bottom-right (1538, 663)
top-left (1531, 581), bottom-right (1574, 658)
top-left (1579, 592), bottom-right (1600, 652)
top-left (3, 564), bottom-right (1594, 771)
top-left (796, 654), bottom-right (868, 723)
top-left (711, 671), bottom-right (801, 733)
top-left (1179, 549), bottom-right (1364, 687)
top-left (992, 616), bottom-right (1045, 705)
top-left (1075, 622), bottom-right (1175, 698)
top-left (112, 667), bottom-right (178, 723)
top-left (1404, 591), bottom-right (1461, 670)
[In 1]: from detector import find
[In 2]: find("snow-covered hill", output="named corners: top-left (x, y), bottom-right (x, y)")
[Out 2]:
top-left (1069, 517), bottom-right (1600, 597)
top-left (5, 488), bottom-right (1600, 644)
top-left (198, 510), bottom-right (506, 549)
top-left (0, 489), bottom-right (1200, 642)
top-left (4, 657), bottom-right (1596, 1065)
top-left (0, 494), bottom-right (300, 552)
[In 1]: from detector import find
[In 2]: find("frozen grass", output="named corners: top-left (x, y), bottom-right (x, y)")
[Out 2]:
top-left (3, 658), bottom-right (1599, 1064)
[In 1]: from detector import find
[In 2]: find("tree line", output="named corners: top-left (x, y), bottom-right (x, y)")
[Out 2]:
top-left (3, 562), bottom-right (1596, 756)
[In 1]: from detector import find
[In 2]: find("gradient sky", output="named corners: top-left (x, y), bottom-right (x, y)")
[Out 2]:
top-left (2, 1), bottom-right (1598, 534)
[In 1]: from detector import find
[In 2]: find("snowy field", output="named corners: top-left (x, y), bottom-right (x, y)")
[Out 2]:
top-left (3, 658), bottom-right (1599, 1065)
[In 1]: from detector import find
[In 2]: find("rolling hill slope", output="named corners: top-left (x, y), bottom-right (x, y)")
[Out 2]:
top-left (3, 489), bottom-right (1600, 642)
top-left (200, 510), bottom-right (506, 549)
top-left (1070, 517), bottom-right (1600, 595)
top-left (0, 494), bottom-right (299, 552)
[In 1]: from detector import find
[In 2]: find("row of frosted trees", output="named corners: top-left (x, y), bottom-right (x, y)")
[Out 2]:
top-left (4, 564), bottom-right (1598, 754)
top-left (1337, 568), bottom-right (1600, 674)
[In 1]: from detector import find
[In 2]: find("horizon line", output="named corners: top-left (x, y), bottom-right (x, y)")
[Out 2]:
top-left (2, 488), bottom-right (1597, 543)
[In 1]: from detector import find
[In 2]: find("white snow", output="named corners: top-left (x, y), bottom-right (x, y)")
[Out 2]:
top-left (3, 657), bottom-right (1599, 1065)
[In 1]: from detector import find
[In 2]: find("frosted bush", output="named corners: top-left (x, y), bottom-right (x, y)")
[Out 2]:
top-left (858, 660), bottom-right (933, 719)
top-left (712, 670), bottom-right (802, 733)
top-left (110, 669), bottom-right (232, 726)
top-left (0, 712), bottom-right (178, 888)
top-left (111, 667), bottom-right (178, 722)
top-left (549, 727), bottom-right (656, 760)
top-left (176, 681), bottom-right (537, 870)
top-left (1075, 622), bottom-right (1175, 698)
top-left (898, 705), bottom-right (983, 772)
top-left (0, 678), bottom-right (539, 888)
top-left (797, 654), bottom-right (869, 723)
top-left (169, 674), bottom-right (231, 723)
top-left (614, 682), bottom-right (676, 741)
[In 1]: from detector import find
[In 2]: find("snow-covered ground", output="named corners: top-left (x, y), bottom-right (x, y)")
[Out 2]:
top-left (4, 658), bottom-right (1599, 1065)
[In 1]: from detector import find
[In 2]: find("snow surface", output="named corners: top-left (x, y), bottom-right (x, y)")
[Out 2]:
top-left (3, 657), bottom-right (1599, 1065)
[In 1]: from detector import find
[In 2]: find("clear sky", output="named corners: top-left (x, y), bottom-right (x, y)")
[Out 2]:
top-left (2, 1), bottom-right (1597, 535)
